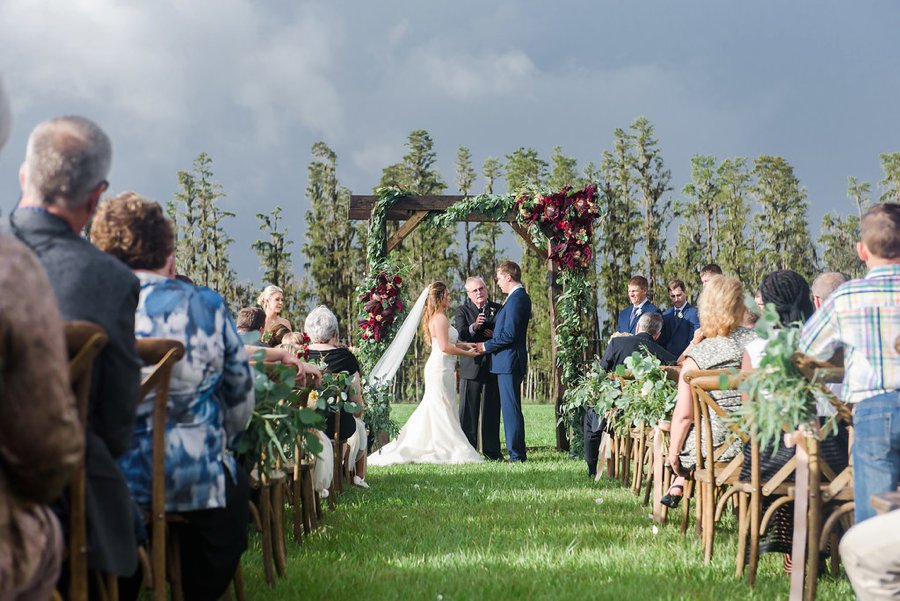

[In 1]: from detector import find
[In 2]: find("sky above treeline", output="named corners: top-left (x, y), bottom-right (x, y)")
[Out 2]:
top-left (1, 1), bottom-right (898, 284)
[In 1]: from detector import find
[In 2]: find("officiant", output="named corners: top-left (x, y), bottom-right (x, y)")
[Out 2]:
top-left (455, 276), bottom-right (503, 461)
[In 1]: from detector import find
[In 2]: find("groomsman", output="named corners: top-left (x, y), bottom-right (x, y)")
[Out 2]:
top-left (616, 275), bottom-right (660, 334)
top-left (699, 263), bottom-right (723, 287)
top-left (660, 279), bottom-right (701, 357)
top-left (455, 277), bottom-right (503, 461)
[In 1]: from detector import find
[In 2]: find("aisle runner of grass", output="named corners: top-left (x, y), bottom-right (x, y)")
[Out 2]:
top-left (241, 404), bottom-right (852, 600)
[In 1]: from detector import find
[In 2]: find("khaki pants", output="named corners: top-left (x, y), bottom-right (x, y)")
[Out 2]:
top-left (840, 508), bottom-right (900, 600)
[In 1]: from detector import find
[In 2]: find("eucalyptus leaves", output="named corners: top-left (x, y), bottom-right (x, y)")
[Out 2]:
top-left (560, 350), bottom-right (677, 437)
top-left (732, 306), bottom-right (837, 452)
top-left (237, 356), bottom-right (359, 478)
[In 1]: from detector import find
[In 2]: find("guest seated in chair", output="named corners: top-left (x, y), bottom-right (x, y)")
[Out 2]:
top-left (741, 270), bottom-right (849, 569)
top-left (92, 192), bottom-right (254, 601)
top-left (236, 307), bottom-right (267, 346)
top-left (9, 115), bottom-right (142, 583)
top-left (0, 85), bottom-right (84, 601)
top-left (663, 275), bottom-right (759, 508)
top-left (303, 306), bottom-right (370, 488)
top-left (584, 312), bottom-right (676, 479)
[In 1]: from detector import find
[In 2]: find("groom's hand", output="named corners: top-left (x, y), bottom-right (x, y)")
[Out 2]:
top-left (483, 329), bottom-right (493, 338)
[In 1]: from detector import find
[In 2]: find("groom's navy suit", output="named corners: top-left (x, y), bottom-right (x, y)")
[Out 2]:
top-left (616, 301), bottom-right (661, 334)
top-left (483, 285), bottom-right (531, 462)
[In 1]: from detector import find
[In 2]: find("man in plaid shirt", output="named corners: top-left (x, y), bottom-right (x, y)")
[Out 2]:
top-left (799, 203), bottom-right (900, 525)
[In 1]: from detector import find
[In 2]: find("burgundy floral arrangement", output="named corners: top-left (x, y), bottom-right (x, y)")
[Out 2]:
top-left (515, 184), bottom-right (600, 270)
top-left (295, 331), bottom-right (311, 360)
top-left (357, 271), bottom-right (404, 343)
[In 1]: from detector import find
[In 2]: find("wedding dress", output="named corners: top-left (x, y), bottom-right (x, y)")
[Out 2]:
top-left (368, 325), bottom-right (483, 466)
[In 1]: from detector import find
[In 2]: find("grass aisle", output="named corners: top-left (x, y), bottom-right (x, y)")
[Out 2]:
top-left (242, 404), bottom-right (852, 600)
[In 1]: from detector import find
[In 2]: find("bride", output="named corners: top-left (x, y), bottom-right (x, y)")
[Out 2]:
top-left (368, 282), bottom-right (484, 466)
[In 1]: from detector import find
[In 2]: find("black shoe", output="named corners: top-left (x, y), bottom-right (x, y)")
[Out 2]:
top-left (660, 484), bottom-right (684, 508)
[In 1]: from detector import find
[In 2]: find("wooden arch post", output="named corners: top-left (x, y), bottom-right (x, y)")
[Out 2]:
top-left (349, 193), bottom-right (569, 452)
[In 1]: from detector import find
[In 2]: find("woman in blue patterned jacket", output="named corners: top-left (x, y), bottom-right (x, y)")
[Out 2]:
top-left (92, 192), bottom-right (253, 601)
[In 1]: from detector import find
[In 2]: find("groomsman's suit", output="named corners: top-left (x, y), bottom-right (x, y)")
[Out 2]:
top-left (455, 297), bottom-right (503, 461)
top-left (660, 302), bottom-right (700, 357)
top-left (616, 299), bottom-right (661, 334)
top-left (483, 283), bottom-right (531, 462)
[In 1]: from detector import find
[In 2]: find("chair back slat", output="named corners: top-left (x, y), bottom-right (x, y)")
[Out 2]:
top-left (135, 338), bottom-right (184, 601)
top-left (64, 322), bottom-right (108, 601)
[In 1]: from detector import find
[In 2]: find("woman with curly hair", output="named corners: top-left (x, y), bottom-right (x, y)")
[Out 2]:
top-left (92, 192), bottom-right (254, 600)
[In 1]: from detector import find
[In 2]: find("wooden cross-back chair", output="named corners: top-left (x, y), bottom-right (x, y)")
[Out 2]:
top-left (726, 354), bottom-right (851, 589)
top-left (630, 365), bottom-right (682, 500)
top-left (684, 369), bottom-right (750, 563)
top-left (291, 389), bottom-right (318, 541)
top-left (63, 321), bottom-right (109, 601)
top-left (130, 338), bottom-right (184, 601)
top-left (248, 361), bottom-right (298, 588)
top-left (647, 365), bottom-right (681, 521)
top-left (788, 352), bottom-right (853, 601)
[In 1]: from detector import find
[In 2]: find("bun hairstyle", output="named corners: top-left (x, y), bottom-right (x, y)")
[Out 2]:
top-left (759, 270), bottom-right (814, 326)
top-left (421, 281), bottom-right (449, 344)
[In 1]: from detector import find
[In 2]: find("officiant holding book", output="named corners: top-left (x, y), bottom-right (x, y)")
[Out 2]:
top-left (455, 276), bottom-right (503, 461)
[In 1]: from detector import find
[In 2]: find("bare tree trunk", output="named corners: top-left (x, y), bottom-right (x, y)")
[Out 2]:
top-left (548, 245), bottom-right (568, 452)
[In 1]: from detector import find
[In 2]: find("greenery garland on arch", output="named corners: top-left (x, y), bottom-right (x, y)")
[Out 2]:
top-left (357, 184), bottom-right (604, 417)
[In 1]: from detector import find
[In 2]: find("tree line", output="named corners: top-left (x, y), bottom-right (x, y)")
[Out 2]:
top-left (166, 122), bottom-right (900, 404)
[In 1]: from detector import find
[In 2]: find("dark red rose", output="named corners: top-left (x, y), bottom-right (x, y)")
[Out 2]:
top-left (393, 275), bottom-right (402, 286)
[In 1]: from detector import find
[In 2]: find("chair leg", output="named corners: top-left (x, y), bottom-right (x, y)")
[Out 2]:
top-left (315, 491), bottom-right (323, 520)
top-left (703, 481), bottom-right (716, 562)
top-left (291, 476), bottom-right (304, 544)
top-left (680, 479), bottom-right (693, 535)
top-left (301, 468), bottom-right (317, 532)
top-left (271, 480), bottom-right (287, 578)
top-left (233, 562), bottom-right (246, 601)
top-left (259, 485), bottom-right (275, 587)
top-left (167, 527), bottom-right (184, 601)
top-left (747, 490), bottom-right (761, 586)
top-left (735, 492), bottom-right (748, 578)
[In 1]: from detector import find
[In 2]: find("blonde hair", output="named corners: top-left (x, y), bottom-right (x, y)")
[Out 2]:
top-left (257, 284), bottom-right (284, 309)
top-left (278, 342), bottom-right (304, 357)
top-left (697, 275), bottom-right (746, 338)
top-left (280, 332), bottom-right (306, 346)
top-left (421, 282), bottom-right (449, 345)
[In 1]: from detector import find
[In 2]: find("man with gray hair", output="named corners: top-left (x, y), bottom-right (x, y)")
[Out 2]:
top-left (584, 312), bottom-right (677, 479)
top-left (455, 276), bottom-right (503, 461)
top-left (9, 116), bottom-right (142, 581)
top-left (0, 81), bottom-right (85, 601)
top-left (811, 271), bottom-right (848, 308)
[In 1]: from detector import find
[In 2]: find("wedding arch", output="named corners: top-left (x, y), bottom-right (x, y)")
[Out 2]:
top-left (349, 185), bottom-right (603, 452)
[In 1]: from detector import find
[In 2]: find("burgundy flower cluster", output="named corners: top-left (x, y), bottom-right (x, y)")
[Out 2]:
top-left (515, 184), bottom-right (599, 270)
top-left (295, 331), bottom-right (311, 361)
top-left (357, 271), bottom-right (404, 342)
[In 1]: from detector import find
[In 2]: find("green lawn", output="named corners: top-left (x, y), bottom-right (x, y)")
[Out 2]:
top-left (240, 404), bottom-right (853, 600)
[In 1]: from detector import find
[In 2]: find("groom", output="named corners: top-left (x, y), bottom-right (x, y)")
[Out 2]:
top-left (476, 261), bottom-right (531, 463)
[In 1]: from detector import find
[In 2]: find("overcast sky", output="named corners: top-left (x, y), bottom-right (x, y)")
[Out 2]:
top-left (1, 1), bottom-right (898, 284)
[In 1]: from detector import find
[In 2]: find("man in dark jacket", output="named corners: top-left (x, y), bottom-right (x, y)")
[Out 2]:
top-left (586, 312), bottom-right (676, 479)
top-left (455, 277), bottom-right (503, 461)
top-left (9, 116), bottom-right (141, 579)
